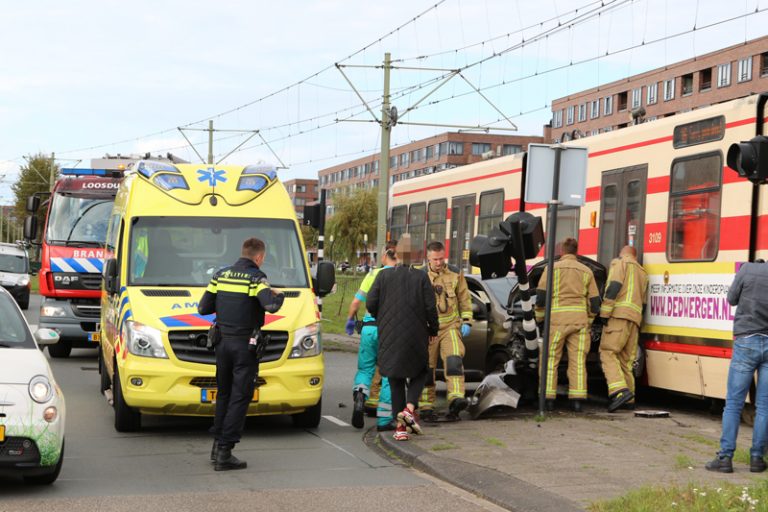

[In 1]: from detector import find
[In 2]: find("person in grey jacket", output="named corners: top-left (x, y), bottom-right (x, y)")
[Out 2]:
top-left (706, 262), bottom-right (768, 473)
top-left (367, 263), bottom-right (439, 441)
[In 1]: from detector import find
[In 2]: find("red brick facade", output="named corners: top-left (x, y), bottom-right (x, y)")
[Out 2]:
top-left (283, 178), bottom-right (318, 220)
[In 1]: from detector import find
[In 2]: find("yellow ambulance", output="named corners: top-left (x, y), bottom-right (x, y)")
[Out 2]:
top-left (98, 160), bottom-right (334, 432)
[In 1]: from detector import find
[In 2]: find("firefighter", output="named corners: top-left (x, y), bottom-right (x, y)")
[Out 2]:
top-left (598, 245), bottom-right (648, 412)
top-left (419, 241), bottom-right (472, 422)
top-left (535, 237), bottom-right (601, 412)
top-left (345, 246), bottom-right (397, 431)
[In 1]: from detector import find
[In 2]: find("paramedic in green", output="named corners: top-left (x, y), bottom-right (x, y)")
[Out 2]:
top-left (345, 247), bottom-right (396, 430)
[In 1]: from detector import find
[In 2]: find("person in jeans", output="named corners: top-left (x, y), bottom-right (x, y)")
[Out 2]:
top-left (706, 262), bottom-right (768, 473)
top-left (366, 258), bottom-right (439, 441)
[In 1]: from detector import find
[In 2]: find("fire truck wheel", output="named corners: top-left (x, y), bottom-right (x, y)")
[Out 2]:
top-left (113, 366), bottom-right (141, 432)
top-left (48, 341), bottom-right (72, 359)
top-left (99, 350), bottom-right (111, 393)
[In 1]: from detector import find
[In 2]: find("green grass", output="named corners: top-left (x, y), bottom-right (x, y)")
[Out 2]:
top-left (675, 454), bottom-right (695, 469)
top-left (682, 433), bottom-right (750, 465)
top-left (320, 273), bottom-right (365, 335)
top-left (431, 442), bottom-right (458, 451)
top-left (485, 437), bottom-right (506, 448)
top-left (30, 274), bottom-right (39, 294)
top-left (589, 481), bottom-right (768, 512)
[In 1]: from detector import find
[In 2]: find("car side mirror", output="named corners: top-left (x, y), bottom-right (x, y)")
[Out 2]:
top-left (34, 328), bottom-right (60, 346)
top-left (24, 215), bottom-right (38, 241)
top-left (313, 261), bottom-right (336, 298)
top-left (103, 258), bottom-right (119, 294)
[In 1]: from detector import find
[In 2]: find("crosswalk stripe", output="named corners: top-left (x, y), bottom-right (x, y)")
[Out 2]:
top-left (322, 415), bottom-right (350, 427)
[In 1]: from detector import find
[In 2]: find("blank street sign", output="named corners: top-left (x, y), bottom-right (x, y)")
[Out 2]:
top-left (524, 144), bottom-right (588, 207)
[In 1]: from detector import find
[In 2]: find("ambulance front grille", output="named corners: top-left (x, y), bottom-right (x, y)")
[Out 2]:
top-left (167, 330), bottom-right (290, 365)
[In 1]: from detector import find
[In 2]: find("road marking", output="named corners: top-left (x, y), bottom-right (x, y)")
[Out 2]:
top-left (322, 415), bottom-right (351, 427)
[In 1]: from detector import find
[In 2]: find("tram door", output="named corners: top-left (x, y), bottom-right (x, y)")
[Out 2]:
top-left (597, 165), bottom-right (648, 268)
top-left (449, 195), bottom-right (475, 271)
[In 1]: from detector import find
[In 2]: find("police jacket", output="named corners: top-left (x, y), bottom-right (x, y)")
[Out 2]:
top-left (198, 258), bottom-right (284, 338)
top-left (427, 265), bottom-right (472, 330)
top-left (728, 262), bottom-right (768, 338)
top-left (600, 255), bottom-right (648, 326)
top-left (535, 254), bottom-right (600, 327)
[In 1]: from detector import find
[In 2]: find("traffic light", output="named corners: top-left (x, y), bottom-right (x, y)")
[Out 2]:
top-left (469, 212), bottom-right (544, 279)
top-left (727, 135), bottom-right (768, 184)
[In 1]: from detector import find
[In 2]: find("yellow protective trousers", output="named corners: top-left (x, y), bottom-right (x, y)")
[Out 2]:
top-left (419, 327), bottom-right (466, 409)
top-left (599, 317), bottom-right (640, 396)
top-left (542, 323), bottom-right (590, 400)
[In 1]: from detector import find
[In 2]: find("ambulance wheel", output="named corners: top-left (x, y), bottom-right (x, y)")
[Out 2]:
top-left (292, 399), bottom-right (322, 429)
top-left (24, 440), bottom-right (64, 485)
top-left (113, 366), bottom-right (141, 432)
top-left (48, 341), bottom-right (72, 359)
top-left (99, 350), bottom-right (111, 393)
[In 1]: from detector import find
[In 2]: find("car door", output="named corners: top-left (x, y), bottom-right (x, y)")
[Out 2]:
top-left (464, 277), bottom-right (491, 376)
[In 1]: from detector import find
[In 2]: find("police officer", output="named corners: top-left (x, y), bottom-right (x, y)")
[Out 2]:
top-left (535, 238), bottom-right (600, 412)
top-left (345, 246), bottom-right (396, 430)
top-left (419, 241), bottom-right (472, 422)
top-left (598, 245), bottom-right (648, 412)
top-left (198, 237), bottom-right (284, 471)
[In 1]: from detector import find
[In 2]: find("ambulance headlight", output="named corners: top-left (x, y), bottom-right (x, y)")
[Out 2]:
top-left (123, 320), bottom-right (168, 359)
top-left (289, 323), bottom-right (320, 358)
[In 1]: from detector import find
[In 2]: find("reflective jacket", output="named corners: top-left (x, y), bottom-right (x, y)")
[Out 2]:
top-left (198, 257), bottom-right (284, 338)
top-left (600, 255), bottom-right (648, 326)
top-left (427, 266), bottom-right (472, 330)
top-left (535, 254), bottom-right (600, 326)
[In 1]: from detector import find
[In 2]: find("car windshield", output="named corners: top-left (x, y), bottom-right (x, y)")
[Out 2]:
top-left (0, 293), bottom-right (33, 348)
top-left (0, 253), bottom-right (27, 273)
top-left (483, 276), bottom-right (519, 305)
top-left (46, 193), bottom-right (114, 246)
top-left (128, 217), bottom-right (309, 288)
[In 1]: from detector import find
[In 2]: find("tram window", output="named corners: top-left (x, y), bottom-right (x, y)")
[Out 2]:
top-left (390, 206), bottom-right (407, 246)
top-left (548, 206), bottom-right (581, 256)
top-left (427, 200), bottom-right (447, 244)
top-left (478, 190), bottom-right (504, 236)
top-left (598, 185), bottom-right (618, 265)
top-left (667, 153), bottom-right (722, 262)
top-left (408, 203), bottom-right (427, 262)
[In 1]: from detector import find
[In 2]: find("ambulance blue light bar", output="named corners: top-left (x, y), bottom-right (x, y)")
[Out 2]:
top-left (136, 160), bottom-right (181, 178)
top-left (61, 168), bottom-right (117, 176)
top-left (154, 174), bottom-right (189, 191)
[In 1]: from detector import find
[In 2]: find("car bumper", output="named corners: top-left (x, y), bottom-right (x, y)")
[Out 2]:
top-left (1, 284), bottom-right (29, 303)
top-left (119, 355), bottom-right (324, 416)
top-left (40, 298), bottom-right (100, 347)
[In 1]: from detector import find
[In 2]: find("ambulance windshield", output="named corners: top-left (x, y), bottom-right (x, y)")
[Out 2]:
top-left (46, 193), bottom-right (113, 247)
top-left (128, 216), bottom-right (309, 288)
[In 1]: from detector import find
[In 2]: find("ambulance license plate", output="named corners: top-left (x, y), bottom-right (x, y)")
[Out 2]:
top-left (0, 424), bottom-right (5, 443)
top-left (201, 388), bottom-right (259, 403)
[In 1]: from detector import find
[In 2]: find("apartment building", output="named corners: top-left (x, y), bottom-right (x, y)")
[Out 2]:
top-left (317, 132), bottom-right (543, 215)
top-left (548, 35), bottom-right (768, 141)
top-left (283, 178), bottom-right (318, 220)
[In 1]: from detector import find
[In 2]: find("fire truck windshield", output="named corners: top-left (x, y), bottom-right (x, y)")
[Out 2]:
top-left (45, 193), bottom-right (113, 247)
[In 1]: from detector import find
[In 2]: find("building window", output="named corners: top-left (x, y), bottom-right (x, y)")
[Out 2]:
top-left (427, 200), bottom-right (447, 244)
top-left (591, 129), bottom-right (599, 136)
top-left (294, 197), bottom-right (306, 206)
top-left (577, 103), bottom-right (587, 122)
top-left (700, 68), bottom-right (712, 91)
top-left (553, 109), bottom-right (563, 128)
top-left (647, 82), bottom-right (658, 105)
top-left (400, 153), bottom-right (409, 166)
top-left (681, 73), bottom-right (693, 96)
top-left (566, 105), bottom-right (575, 125)
top-left (738, 56), bottom-right (753, 83)
top-left (438, 142), bottom-right (448, 157)
top-left (478, 190), bottom-right (504, 236)
top-left (448, 142), bottom-right (464, 155)
top-left (472, 142), bottom-right (491, 155)
top-left (502, 144), bottom-right (522, 155)
top-left (588, 100), bottom-right (598, 119)
top-left (390, 156), bottom-right (397, 169)
top-left (617, 91), bottom-right (628, 111)
top-left (761, 52), bottom-right (768, 77)
top-left (603, 126), bottom-right (612, 132)
top-left (426, 145), bottom-right (434, 159)
top-left (663, 78), bottom-right (675, 101)
top-left (631, 88), bottom-right (642, 109)
top-left (604, 96), bottom-right (613, 116)
top-left (717, 63), bottom-right (731, 88)
top-left (410, 150), bottom-right (420, 163)
top-left (667, 152), bottom-right (722, 262)
top-left (408, 203), bottom-right (427, 262)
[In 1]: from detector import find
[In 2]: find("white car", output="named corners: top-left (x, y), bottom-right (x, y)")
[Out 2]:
top-left (0, 287), bottom-right (66, 485)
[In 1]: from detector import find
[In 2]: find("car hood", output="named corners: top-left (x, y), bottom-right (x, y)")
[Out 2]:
top-left (0, 348), bottom-right (51, 384)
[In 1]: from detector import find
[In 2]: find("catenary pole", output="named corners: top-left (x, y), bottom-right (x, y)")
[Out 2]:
top-left (375, 52), bottom-right (392, 260)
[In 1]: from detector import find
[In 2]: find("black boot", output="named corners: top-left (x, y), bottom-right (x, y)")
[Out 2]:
top-left (210, 439), bottom-right (219, 463)
top-left (545, 399), bottom-right (556, 412)
top-left (751, 455), bottom-right (767, 473)
top-left (570, 399), bottom-right (584, 413)
top-left (214, 444), bottom-right (247, 472)
top-left (420, 409), bottom-right (439, 423)
top-left (448, 397), bottom-right (468, 417)
top-left (607, 389), bottom-right (634, 413)
top-left (705, 454), bottom-right (733, 473)
top-left (351, 390), bottom-right (366, 429)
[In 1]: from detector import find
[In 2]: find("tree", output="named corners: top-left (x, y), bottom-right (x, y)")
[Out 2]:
top-left (11, 153), bottom-right (59, 241)
top-left (326, 188), bottom-right (378, 263)
top-left (300, 224), bottom-right (318, 249)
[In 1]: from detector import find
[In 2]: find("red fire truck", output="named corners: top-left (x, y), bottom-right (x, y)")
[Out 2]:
top-left (25, 168), bottom-right (123, 357)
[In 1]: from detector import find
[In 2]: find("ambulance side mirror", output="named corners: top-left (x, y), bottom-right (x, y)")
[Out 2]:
top-left (104, 258), bottom-right (119, 295)
top-left (313, 261), bottom-right (335, 298)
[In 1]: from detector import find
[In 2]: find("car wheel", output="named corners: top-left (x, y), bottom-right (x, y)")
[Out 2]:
top-left (48, 341), bottom-right (72, 359)
top-left (19, 298), bottom-right (29, 310)
top-left (23, 440), bottom-right (64, 485)
top-left (99, 350), bottom-right (111, 393)
top-left (485, 349), bottom-right (510, 374)
top-left (292, 398), bottom-right (322, 429)
top-left (113, 365), bottom-right (141, 432)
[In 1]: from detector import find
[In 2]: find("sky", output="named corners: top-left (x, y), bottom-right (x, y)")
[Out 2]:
top-left (1, 0), bottom-right (766, 204)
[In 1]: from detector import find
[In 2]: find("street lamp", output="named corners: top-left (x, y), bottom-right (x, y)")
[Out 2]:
top-left (363, 234), bottom-right (368, 266)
